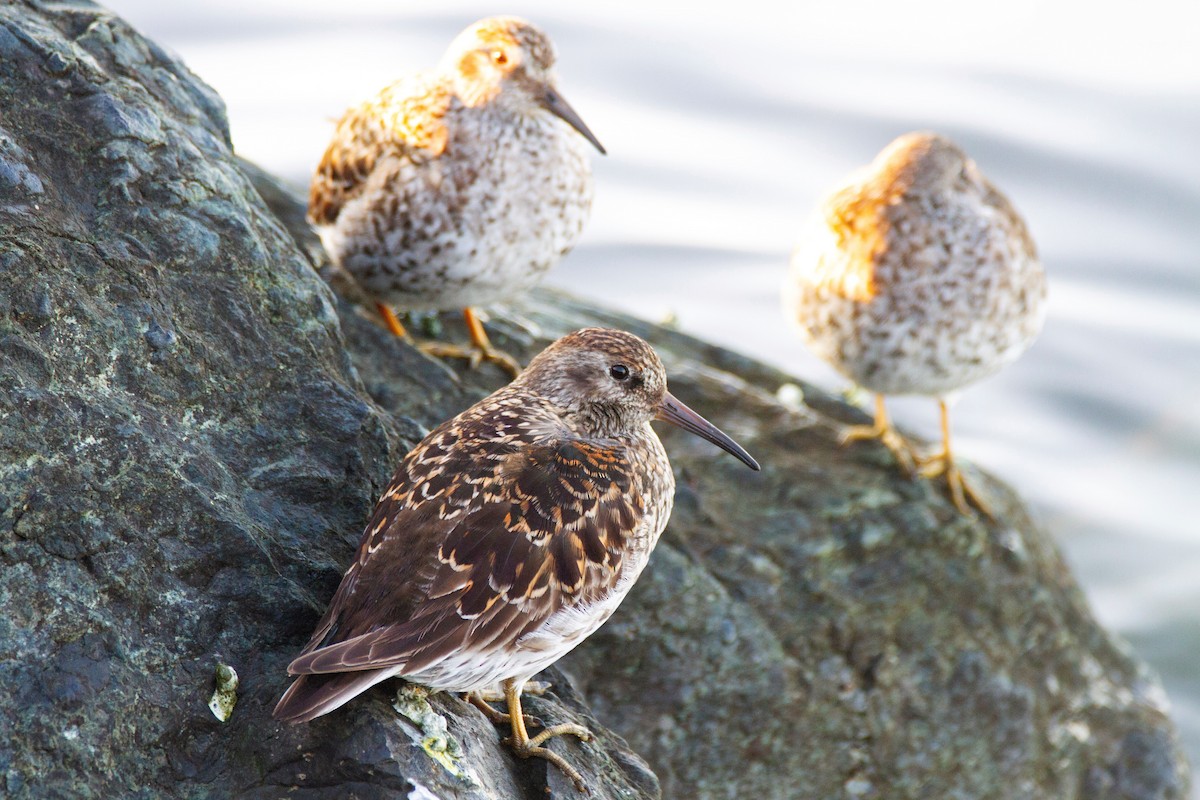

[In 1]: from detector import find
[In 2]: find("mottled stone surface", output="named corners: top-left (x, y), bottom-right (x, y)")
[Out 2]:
top-left (262, 156), bottom-right (1192, 800)
top-left (260, 184), bottom-right (1191, 800)
top-left (0, 3), bottom-right (1190, 800)
top-left (0, 4), bottom-right (649, 799)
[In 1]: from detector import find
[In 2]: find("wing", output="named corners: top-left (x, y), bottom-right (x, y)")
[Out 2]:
top-left (804, 177), bottom-right (886, 303)
top-left (287, 425), bottom-right (646, 678)
top-left (981, 178), bottom-right (1039, 261)
top-left (307, 74), bottom-right (453, 227)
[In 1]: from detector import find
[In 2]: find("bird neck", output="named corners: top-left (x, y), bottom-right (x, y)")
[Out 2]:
top-left (565, 404), bottom-right (650, 442)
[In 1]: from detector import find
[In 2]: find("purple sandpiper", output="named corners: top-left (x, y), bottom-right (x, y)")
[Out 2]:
top-left (274, 328), bottom-right (759, 789)
top-left (309, 16), bottom-right (605, 376)
top-left (785, 132), bottom-right (1046, 515)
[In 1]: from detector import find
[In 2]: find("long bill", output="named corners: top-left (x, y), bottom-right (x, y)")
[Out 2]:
top-left (541, 86), bottom-right (606, 155)
top-left (655, 392), bottom-right (760, 471)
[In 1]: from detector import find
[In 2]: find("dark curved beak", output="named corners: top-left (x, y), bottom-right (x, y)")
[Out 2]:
top-left (542, 86), bottom-right (606, 155)
top-left (655, 392), bottom-right (760, 471)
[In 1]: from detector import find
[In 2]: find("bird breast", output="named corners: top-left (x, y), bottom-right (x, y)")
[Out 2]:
top-left (787, 193), bottom-right (1047, 397)
top-left (332, 102), bottom-right (595, 311)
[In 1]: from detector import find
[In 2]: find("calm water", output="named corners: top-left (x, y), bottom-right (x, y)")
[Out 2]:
top-left (104, 0), bottom-right (1200, 786)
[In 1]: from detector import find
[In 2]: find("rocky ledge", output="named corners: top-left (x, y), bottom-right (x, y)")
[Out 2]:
top-left (0, 2), bottom-right (1190, 799)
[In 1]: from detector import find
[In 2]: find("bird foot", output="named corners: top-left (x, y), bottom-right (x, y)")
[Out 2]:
top-left (503, 723), bottom-right (593, 793)
top-left (418, 340), bottom-right (522, 378)
top-left (465, 691), bottom-right (543, 729)
top-left (916, 453), bottom-right (994, 518)
top-left (497, 677), bottom-right (591, 793)
top-left (840, 422), bottom-right (917, 476)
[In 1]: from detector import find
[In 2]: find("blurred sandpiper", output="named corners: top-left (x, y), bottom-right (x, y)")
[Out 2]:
top-left (309, 16), bottom-right (605, 376)
top-left (784, 132), bottom-right (1047, 515)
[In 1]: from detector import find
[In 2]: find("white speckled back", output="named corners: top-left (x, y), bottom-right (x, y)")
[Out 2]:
top-left (786, 135), bottom-right (1047, 397)
top-left (320, 89), bottom-right (594, 312)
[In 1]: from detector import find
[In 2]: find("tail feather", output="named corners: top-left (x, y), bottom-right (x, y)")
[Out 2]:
top-left (272, 668), bottom-right (397, 724)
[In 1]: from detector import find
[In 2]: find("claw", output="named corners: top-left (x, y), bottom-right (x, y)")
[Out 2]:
top-left (839, 393), bottom-right (917, 476)
top-left (917, 450), bottom-right (993, 518)
top-left (369, 303), bottom-right (522, 377)
top-left (465, 691), bottom-right (543, 729)
top-left (417, 308), bottom-right (522, 378)
top-left (499, 678), bottom-right (591, 793)
top-left (916, 399), bottom-right (994, 518)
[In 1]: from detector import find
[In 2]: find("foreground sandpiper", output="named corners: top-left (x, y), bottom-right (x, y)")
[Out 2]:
top-left (309, 16), bottom-right (605, 376)
top-left (784, 132), bottom-right (1046, 515)
top-left (274, 328), bottom-right (759, 790)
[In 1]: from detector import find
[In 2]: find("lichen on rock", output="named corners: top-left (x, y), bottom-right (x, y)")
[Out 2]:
top-left (392, 684), bottom-right (475, 784)
top-left (208, 663), bottom-right (239, 723)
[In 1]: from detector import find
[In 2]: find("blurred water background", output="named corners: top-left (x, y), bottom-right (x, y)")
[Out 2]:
top-left (104, 0), bottom-right (1200, 786)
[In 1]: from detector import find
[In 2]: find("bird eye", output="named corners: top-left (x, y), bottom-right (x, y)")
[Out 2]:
top-left (490, 50), bottom-right (508, 65)
top-left (609, 364), bottom-right (630, 381)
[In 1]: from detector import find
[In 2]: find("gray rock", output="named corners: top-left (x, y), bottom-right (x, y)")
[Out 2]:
top-left (0, 3), bottom-right (651, 798)
top-left (252, 117), bottom-right (1193, 800)
top-left (0, 2), bottom-right (1190, 800)
top-left (253, 175), bottom-right (1193, 799)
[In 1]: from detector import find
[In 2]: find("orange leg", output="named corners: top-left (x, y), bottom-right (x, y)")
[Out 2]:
top-left (463, 309), bottom-right (494, 353)
top-left (500, 678), bottom-right (591, 793)
top-left (840, 393), bottom-right (917, 475)
top-left (465, 691), bottom-right (542, 729)
top-left (419, 308), bottom-right (522, 378)
top-left (916, 399), bottom-right (994, 518)
top-left (375, 302), bottom-right (408, 339)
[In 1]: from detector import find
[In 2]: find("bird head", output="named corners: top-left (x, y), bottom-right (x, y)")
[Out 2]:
top-left (442, 16), bottom-right (606, 154)
top-left (519, 328), bottom-right (759, 470)
top-left (872, 131), bottom-right (984, 199)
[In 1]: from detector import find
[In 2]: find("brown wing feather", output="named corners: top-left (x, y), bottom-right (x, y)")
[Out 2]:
top-left (272, 669), bottom-right (395, 724)
top-left (287, 411), bottom-right (642, 679)
top-left (307, 75), bottom-right (453, 227)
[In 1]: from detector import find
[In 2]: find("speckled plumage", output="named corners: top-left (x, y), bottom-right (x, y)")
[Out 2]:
top-left (785, 131), bottom-right (1046, 397)
top-left (785, 132), bottom-right (1046, 514)
top-left (310, 16), bottom-right (600, 313)
top-left (274, 328), bottom-right (758, 787)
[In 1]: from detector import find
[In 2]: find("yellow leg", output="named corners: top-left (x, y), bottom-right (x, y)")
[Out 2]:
top-left (501, 678), bottom-right (591, 792)
top-left (419, 308), bottom-right (522, 378)
top-left (376, 302), bottom-right (408, 338)
top-left (916, 399), bottom-right (993, 518)
top-left (840, 394), bottom-right (916, 475)
top-left (465, 690), bottom-right (542, 729)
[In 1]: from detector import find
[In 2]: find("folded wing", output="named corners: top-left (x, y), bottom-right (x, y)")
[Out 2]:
top-left (274, 433), bottom-right (643, 722)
